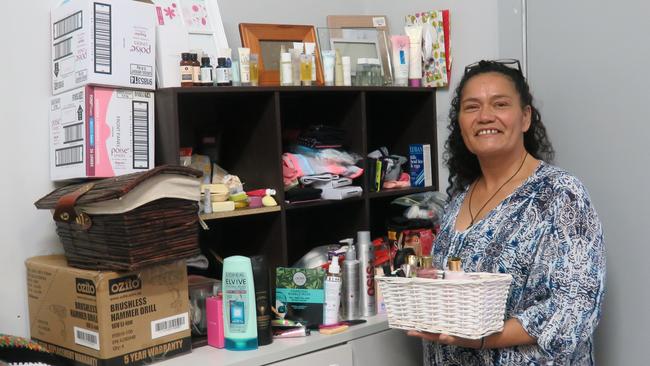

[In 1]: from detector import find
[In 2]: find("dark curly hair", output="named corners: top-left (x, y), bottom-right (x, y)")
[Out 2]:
top-left (444, 60), bottom-right (554, 197)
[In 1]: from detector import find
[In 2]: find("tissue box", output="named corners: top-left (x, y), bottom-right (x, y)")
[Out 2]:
top-left (51, 0), bottom-right (155, 94)
top-left (275, 267), bottom-right (325, 327)
top-left (49, 86), bottom-right (155, 181)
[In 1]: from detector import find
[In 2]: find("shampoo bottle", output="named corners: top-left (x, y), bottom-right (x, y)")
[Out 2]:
top-left (251, 255), bottom-right (273, 346)
top-left (222, 255), bottom-right (258, 350)
top-left (323, 256), bottom-right (342, 325)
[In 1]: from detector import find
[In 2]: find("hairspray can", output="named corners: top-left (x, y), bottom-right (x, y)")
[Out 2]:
top-left (340, 239), bottom-right (359, 320)
top-left (356, 231), bottom-right (376, 316)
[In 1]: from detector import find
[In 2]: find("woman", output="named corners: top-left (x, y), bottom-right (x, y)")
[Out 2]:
top-left (409, 60), bottom-right (606, 365)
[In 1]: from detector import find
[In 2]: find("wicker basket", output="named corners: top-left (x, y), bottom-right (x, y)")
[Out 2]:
top-left (376, 272), bottom-right (512, 339)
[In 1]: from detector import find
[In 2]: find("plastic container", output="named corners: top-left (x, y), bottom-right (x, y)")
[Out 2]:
top-left (222, 255), bottom-right (258, 350)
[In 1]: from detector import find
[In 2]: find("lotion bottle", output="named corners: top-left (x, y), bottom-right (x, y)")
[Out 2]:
top-left (222, 255), bottom-right (258, 350)
top-left (323, 256), bottom-right (342, 325)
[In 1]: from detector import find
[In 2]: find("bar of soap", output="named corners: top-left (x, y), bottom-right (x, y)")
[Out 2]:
top-left (234, 200), bottom-right (249, 209)
top-left (229, 192), bottom-right (248, 202)
top-left (262, 195), bottom-right (277, 207)
top-left (248, 196), bottom-right (263, 208)
top-left (211, 201), bottom-right (235, 212)
top-left (319, 325), bottom-right (348, 335)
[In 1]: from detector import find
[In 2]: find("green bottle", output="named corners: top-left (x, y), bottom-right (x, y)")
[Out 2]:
top-left (222, 255), bottom-right (258, 350)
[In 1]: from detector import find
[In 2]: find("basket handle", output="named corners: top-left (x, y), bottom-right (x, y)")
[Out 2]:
top-left (53, 182), bottom-right (95, 230)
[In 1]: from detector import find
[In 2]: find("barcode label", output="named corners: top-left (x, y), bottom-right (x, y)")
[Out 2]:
top-left (132, 101), bottom-right (149, 169)
top-left (53, 38), bottom-right (72, 61)
top-left (151, 313), bottom-right (189, 339)
top-left (64, 123), bottom-right (84, 143)
top-left (74, 326), bottom-right (99, 350)
top-left (55, 145), bottom-right (83, 166)
top-left (94, 3), bottom-right (111, 74)
top-left (53, 11), bottom-right (82, 39)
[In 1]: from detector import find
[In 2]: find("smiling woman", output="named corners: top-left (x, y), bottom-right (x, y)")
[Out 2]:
top-left (409, 60), bottom-right (606, 366)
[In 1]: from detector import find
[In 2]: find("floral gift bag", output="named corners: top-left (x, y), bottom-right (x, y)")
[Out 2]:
top-left (405, 10), bottom-right (451, 87)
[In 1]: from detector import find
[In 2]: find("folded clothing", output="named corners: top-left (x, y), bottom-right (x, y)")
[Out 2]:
top-left (283, 153), bottom-right (363, 187)
top-left (299, 173), bottom-right (340, 185)
top-left (285, 187), bottom-right (323, 203)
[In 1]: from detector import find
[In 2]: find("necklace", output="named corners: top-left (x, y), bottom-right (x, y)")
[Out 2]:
top-left (468, 152), bottom-right (528, 226)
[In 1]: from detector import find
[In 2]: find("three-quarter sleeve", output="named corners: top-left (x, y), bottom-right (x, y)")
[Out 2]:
top-left (513, 180), bottom-right (606, 363)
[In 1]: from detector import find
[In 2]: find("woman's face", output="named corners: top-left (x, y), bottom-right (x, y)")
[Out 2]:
top-left (458, 72), bottom-right (531, 159)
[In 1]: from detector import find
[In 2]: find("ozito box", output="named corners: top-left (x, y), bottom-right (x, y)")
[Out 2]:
top-left (26, 255), bottom-right (191, 366)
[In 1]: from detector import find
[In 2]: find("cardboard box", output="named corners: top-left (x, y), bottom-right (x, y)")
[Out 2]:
top-left (26, 255), bottom-right (191, 366)
top-left (51, 0), bottom-right (155, 94)
top-left (409, 144), bottom-right (433, 187)
top-left (49, 86), bottom-right (155, 181)
top-left (152, 0), bottom-right (228, 88)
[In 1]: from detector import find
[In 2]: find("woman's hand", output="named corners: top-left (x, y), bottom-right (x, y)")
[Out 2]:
top-left (407, 330), bottom-right (482, 349)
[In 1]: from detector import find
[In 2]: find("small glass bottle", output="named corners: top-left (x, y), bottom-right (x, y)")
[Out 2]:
top-left (191, 53), bottom-right (201, 86)
top-left (180, 52), bottom-right (193, 87)
top-left (300, 54), bottom-right (312, 86)
top-left (416, 255), bottom-right (438, 279)
top-left (200, 57), bottom-right (213, 86)
top-left (370, 59), bottom-right (382, 86)
top-left (290, 49), bottom-right (302, 86)
top-left (445, 256), bottom-right (468, 280)
top-left (249, 53), bottom-right (259, 86)
top-left (215, 57), bottom-right (231, 86)
top-left (280, 52), bottom-right (292, 86)
top-left (356, 58), bottom-right (368, 86)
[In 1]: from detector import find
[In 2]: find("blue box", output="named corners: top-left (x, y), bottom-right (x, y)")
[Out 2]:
top-left (409, 144), bottom-right (433, 187)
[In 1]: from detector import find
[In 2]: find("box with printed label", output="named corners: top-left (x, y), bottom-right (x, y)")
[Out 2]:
top-left (51, 0), bottom-right (155, 95)
top-left (409, 144), bottom-right (433, 187)
top-left (49, 86), bottom-right (154, 181)
top-left (26, 255), bottom-right (191, 366)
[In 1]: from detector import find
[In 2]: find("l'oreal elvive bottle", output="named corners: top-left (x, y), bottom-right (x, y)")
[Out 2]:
top-left (222, 255), bottom-right (258, 350)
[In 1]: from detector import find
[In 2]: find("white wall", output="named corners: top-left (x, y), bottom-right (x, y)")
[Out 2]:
top-left (1, 1), bottom-right (63, 337)
top-left (527, 1), bottom-right (648, 363)
top-left (0, 0), bottom-right (513, 341)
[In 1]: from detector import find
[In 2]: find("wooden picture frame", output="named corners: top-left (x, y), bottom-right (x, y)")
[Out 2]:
top-left (326, 15), bottom-right (392, 84)
top-left (239, 23), bottom-right (324, 86)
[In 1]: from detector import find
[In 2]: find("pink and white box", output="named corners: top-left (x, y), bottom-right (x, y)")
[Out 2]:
top-left (49, 86), bottom-right (155, 181)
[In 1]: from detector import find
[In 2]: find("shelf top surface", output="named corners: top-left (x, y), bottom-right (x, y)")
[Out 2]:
top-left (159, 85), bottom-right (437, 94)
top-left (155, 315), bottom-right (390, 366)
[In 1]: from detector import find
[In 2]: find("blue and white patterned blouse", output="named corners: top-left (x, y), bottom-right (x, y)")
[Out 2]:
top-left (426, 161), bottom-right (606, 365)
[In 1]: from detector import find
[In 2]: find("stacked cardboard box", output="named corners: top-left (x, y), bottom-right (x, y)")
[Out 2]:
top-left (49, 0), bottom-right (156, 181)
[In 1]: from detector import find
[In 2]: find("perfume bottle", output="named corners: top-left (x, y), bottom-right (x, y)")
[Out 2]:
top-left (416, 255), bottom-right (438, 279)
top-left (445, 256), bottom-right (468, 280)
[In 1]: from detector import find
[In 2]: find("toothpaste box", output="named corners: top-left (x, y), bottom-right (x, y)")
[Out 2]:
top-left (275, 267), bottom-right (325, 328)
top-left (26, 255), bottom-right (191, 366)
top-left (51, 0), bottom-right (156, 94)
top-left (409, 144), bottom-right (433, 187)
top-left (49, 86), bottom-right (155, 181)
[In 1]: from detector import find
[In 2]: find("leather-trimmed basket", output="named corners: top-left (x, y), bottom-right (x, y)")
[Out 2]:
top-left (34, 165), bottom-right (203, 271)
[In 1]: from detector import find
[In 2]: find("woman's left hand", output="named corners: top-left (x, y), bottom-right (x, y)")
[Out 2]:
top-left (407, 330), bottom-right (482, 349)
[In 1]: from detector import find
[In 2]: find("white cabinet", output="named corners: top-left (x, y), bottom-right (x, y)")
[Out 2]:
top-left (350, 329), bottom-right (422, 365)
top-left (269, 343), bottom-right (353, 366)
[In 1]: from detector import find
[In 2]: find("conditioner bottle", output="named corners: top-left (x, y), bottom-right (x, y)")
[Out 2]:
top-left (222, 255), bottom-right (258, 350)
top-left (323, 256), bottom-right (342, 325)
top-left (251, 255), bottom-right (273, 346)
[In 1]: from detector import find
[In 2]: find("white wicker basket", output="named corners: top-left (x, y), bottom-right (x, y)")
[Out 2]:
top-left (376, 272), bottom-right (513, 339)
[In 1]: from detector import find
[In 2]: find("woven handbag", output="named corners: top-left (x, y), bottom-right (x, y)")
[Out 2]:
top-left (376, 272), bottom-right (512, 339)
top-left (34, 165), bottom-right (203, 271)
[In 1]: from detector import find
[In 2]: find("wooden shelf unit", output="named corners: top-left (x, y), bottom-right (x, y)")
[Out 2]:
top-left (156, 86), bottom-right (438, 270)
